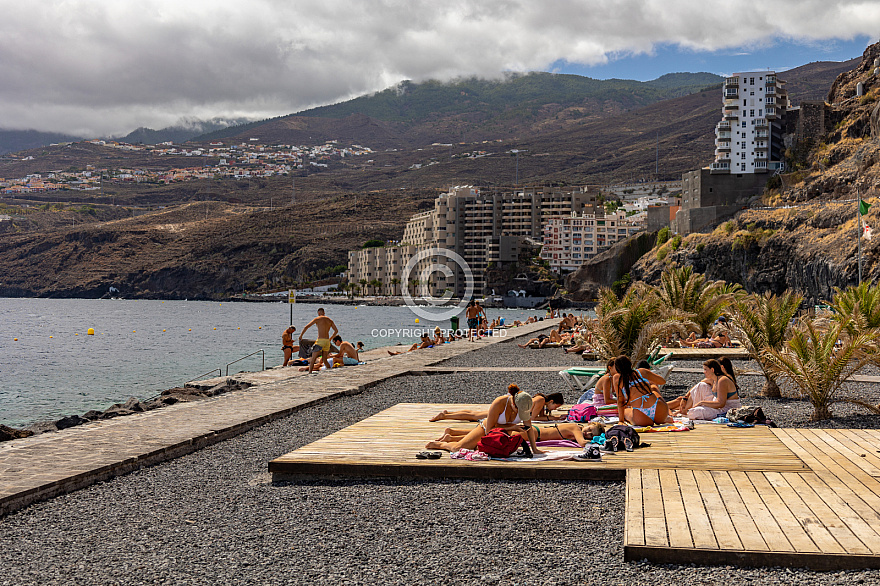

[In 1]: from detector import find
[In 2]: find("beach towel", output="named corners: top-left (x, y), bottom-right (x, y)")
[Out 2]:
top-left (536, 439), bottom-right (580, 448)
top-left (633, 423), bottom-right (691, 433)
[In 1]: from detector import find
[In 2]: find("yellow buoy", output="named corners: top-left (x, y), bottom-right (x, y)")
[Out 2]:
top-left (258, 326), bottom-right (262, 329)
top-left (213, 327), bottom-right (217, 330)
top-left (415, 318), bottom-right (419, 324)
top-left (133, 330), bottom-right (136, 333)
top-left (49, 336), bottom-right (53, 338)
top-left (75, 333), bottom-right (79, 336)
top-left (13, 338), bottom-right (17, 341)
top-left (87, 328), bottom-right (95, 335)
top-left (162, 329), bottom-right (166, 332)
top-left (188, 328), bottom-right (192, 331)
top-left (237, 327), bottom-right (240, 330)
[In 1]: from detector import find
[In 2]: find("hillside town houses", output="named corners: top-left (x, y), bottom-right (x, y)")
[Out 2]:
top-left (0, 139), bottom-right (373, 194)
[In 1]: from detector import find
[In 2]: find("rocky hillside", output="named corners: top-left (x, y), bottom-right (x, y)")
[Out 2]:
top-left (625, 43), bottom-right (880, 303)
top-left (0, 190), bottom-right (437, 299)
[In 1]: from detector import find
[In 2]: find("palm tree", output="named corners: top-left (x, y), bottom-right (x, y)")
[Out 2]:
top-left (375, 279), bottom-right (384, 297)
top-left (728, 290), bottom-right (803, 398)
top-left (763, 318), bottom-right (880, 421)
top-left (390, 277), bottom-right (401, 296)
top-left (831, 281), bottom-right (880, 336)
top-left (585, 283), bottom-right (696, 361)
top-left (656, 266), bottom-right (740, 336)
top-left (409, 278), bottom-right (420, 297)
top-left (358, 279), bottom-right (368, 297)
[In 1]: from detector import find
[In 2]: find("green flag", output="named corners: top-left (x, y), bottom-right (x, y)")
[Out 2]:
top-left (860, 199), bottom-right (871, 215)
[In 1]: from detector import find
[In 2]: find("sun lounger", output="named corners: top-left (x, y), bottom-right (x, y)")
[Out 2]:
top-left (559, 367), bottom-right (606, 394)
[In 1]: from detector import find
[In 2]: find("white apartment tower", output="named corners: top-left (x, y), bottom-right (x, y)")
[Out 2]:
top-left (712, 72), bottom-right (788, 174)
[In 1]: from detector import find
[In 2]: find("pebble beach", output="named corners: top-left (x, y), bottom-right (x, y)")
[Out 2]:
top-left (2, 336), bottom-right (880, 585)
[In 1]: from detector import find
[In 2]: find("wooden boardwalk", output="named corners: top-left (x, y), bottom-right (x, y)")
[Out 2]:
top-left (625, 428), bottom-right (880, 570)
top-left (582, 347), bottom-right (751, 361)
top-left (269, 404), bottom-right (807, 480)
top-left (271, 405), bottom-right (880, 569)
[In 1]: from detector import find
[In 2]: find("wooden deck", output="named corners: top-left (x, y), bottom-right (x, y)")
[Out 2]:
top-left (582, 347), bottom-right (751, 361)
top-left (269, 403), bottom-right (807, 481)
top-left (625, 428), bottom-right (880, 570)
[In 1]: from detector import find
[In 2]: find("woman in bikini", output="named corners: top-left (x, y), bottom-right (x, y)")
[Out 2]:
top-left (435, 421), bottom-right (605, 448)
top-left (668, 357), bottom-right (739, 417)
top-left (687, 359), bottom-right (741, 420)
top-left (425, 384), bottom-right (544, 455)
top-left (612, 355), bottom-right (671, 426)
top-left (429, 392), bottom-right (565, 423)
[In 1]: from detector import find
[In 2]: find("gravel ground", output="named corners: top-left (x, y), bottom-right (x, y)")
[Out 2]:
top-left (2, 356), bottom-right (880, 584)
top-left (440, 331), bottom-right (587, 368)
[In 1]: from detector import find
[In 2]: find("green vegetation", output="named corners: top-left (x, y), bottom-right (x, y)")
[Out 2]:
top-left (657, 266), bottom-right (740, 336)
top-left (732, 225), bottom-right (776, 250)
top-left (670, 234), bottom-right (682, 251)
top-left (362, 239), bottom-right (385, 249)
top-left (656, 247), bottom-right (669, 262)
top-left (696, 243), bottom-right (705, 253)
top-left (611, 272), bottom-right (632, 298)
top-left (655, 227), bottom-right (670, 247)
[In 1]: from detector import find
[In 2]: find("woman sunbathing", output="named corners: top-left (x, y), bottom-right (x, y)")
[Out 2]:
top-left (435, 421), bottom-right (605, 448)
top-left (668, 356), bottom-right (738, 416)
top-left (425, 384), bottom-right (544, 454)
top-left (612, 355), bottom-right (671, 426)
top-left (429, 392), bottom-right (565, 423)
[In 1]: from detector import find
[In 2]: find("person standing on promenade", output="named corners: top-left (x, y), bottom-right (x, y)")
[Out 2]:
top-left (299, 308), bottom-right (338, 373)
top-left (465, 300), bottom-right (480, 341)
top-left (281, 326), bottom-right (298, 367)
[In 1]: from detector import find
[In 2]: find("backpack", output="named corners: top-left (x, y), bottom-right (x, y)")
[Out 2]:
top-left (476, 428), bottom-right (523, 457)
top-left (606, 424), bottom-right (641, 448)
top-left (566, 403), bottom-right (598, 422)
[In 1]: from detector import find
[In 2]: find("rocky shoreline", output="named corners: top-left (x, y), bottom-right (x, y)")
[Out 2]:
top-left (0, 379), bottom-right (252, 442)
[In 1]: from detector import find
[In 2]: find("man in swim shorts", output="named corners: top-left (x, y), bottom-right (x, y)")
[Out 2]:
top-left (465, 300), bottom-right (480, 341)
top-left (331, 335), bottom-right (360, 366)
top-left (281, 326), bottom-right (298, 367)
top-left (299, 308), bottom-right (338, 373)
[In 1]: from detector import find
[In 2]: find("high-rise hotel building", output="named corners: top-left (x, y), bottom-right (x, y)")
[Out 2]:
top-left (711, 72), bottom-right (789, 174)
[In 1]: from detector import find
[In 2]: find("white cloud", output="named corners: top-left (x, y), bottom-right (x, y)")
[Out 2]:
top-left (0, 0), bottom-right (877, 136)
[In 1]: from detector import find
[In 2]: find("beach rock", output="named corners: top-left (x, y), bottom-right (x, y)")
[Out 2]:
top-left (100, 409), bottom-right (134, 419)
top-left (120, 397), bottom-right (144, 412)
top-left (0, 424), bottom-right (34, 441)
top-left (55, 415), bottom-right (89, 430)
top-left (140, 399), bottom-right (164, 411)
top-left (24, 421), bottom-right (58, 435)
top-left (82, 410), bottom-right (104, 420)
top-left (161, 396), bottom-right (180, 405)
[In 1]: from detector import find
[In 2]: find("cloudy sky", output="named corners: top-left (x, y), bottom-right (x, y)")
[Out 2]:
top-left (1, 0), bottom-right (877, 138)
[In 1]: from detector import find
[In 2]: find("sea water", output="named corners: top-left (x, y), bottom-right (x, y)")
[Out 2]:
top-left (0, 298), bottom-right (545, 427)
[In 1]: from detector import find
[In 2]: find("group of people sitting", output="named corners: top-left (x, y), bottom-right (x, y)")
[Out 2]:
top-left (422, 353), bottom-right (743, 457)
top-left (281, 308), bottom-right (363, 373)
top-left (587, 355), bottom-right (740, 422)
top-left (518, 313), bottom-right (593, 351)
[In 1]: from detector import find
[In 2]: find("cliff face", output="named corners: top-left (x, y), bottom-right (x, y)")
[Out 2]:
top-left (630, 203), bottom-right (870, 304)
top-left (622, 42), bottom-right (880, 302)
top-left (565, 231), bottom-right (658, 301)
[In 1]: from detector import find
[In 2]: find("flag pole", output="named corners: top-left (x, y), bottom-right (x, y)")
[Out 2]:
top-left (858, 190), bottom-right (863, 285)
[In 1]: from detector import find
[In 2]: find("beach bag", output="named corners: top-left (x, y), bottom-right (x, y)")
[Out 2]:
top-left (606, 424), bottom-right (641, 448)
top-left (566, 403), bottom-right (598, 422)
top-left (476, 428), bottom-right (523, 457)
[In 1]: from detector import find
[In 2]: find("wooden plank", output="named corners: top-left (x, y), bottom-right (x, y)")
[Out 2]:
top-left (676, 469), bottom-right (718, 550)
top-left (810, 429), bottom-right (880, 477)
top-left (727, 471), bottom-right (793, 552)
top-left (625, 469), bottom-right (645, 547)
top-left (830, 429), bottom-right (880, 475)
top-left (640, 469), bottom-right (668, 547)
top-left (658, 469), bottom-right (693, 549)
top-left (745, 471), bottom-right (820, 553)
top-left (693, 469), bottom-right (742, 550)
top-left (764, 471), bottom-right (845, 554)
top-left (710, 470), bottom-right (768, 551)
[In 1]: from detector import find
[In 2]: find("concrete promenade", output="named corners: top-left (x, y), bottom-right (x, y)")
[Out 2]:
top-left (0, 319), bottom-right (557, 517)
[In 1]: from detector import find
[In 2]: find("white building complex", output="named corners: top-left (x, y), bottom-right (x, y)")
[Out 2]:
top-left (348, 185), bottom-right (616, 297)
top-left (712, 71), bottom-right (789, 174)
top-left (540, 210), bottom-right (642, 272)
